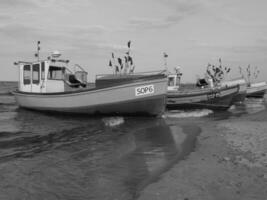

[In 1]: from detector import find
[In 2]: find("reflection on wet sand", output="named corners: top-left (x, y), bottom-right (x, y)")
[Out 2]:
top-left (0, 113), bottom-right (200, 200)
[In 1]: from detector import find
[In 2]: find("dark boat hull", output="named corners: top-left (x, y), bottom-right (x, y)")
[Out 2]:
top-left (246, 82), bottom-right (267, 98)
top-left (167, 85), bottom-right (239, 111)
top-left (221, 78), bottom-right (247, 104)
top-left (231, 91), bottom-right (247, 104)
top-left (246, 90), bottom-right (266, 98)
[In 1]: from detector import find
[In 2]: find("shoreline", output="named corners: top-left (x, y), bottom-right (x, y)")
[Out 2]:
top-left (138, 110), bottom-right (267, 200)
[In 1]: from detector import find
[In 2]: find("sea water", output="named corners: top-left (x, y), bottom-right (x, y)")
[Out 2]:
top-left (0, 82), bottom-right (265, 200)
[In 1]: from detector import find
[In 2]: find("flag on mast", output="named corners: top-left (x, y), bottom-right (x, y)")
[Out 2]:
top-left (127, 40), bottom-right (131, 48)
top-left (109, 60), bottom-right (112, 67)
top-left (163, 52), bottom-right (168, 58)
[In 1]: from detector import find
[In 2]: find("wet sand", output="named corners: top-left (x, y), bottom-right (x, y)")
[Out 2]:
top-left (138, 110), bottom-right (267, 200)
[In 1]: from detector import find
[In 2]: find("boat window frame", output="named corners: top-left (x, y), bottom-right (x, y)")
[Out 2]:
top-left (32, 63), bottom-right (40, 84)
top-left (47, 65), bottom-right (66, 80)
top-left (23, 64), bottom-right (31, 85)
top-left (41, 62), bottom-right (45, 80)
top-left (168, 76), bottom-right (175, 86)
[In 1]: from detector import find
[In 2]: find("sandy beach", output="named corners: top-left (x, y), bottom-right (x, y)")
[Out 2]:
top-left (138, 110), bottom-right (267, 200)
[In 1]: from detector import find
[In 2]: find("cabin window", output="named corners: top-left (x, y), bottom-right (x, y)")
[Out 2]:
top-left (176, 79), bottom-right (180, 86)
top-left (32, 64), bottom-right (40, 84)
top-left (23, 65), bottom-right (31, 85)
top-left (168, 77), bottom-right (175, 86)
top-left (41, 62), bottom-right (45, 80)
top-left (48, 66), bottom-right (65, 80)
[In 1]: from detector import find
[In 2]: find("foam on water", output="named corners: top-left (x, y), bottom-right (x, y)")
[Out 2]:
top-left (165, 109), bottom-right (213, 118)
top-left (102, 117), bottom-right (125, 127)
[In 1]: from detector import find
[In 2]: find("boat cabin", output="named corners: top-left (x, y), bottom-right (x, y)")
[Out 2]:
top-left (167, 67), bottom-right (182, 91)
top-left (167, 74), bottom-right (181, 91)
top-left (15, 58), bottom-right (88, 93)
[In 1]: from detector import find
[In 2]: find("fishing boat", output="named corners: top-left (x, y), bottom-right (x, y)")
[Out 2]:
top-left (246, 82), bottom-right (267, 98)
top-left (220, 78), bottom-right (247, 103)
top-left (238, 65), bottom-right (267, 98)
top-left (13, 50), bottom-right (167, 116)
top-left (166, 70), bottom-right (239, 111)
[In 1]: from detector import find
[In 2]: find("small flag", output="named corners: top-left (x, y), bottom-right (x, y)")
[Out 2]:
top-left (109, 60), bottom-right (112, 67)
top-left (127, 40), bottom-right (131, 48)
top-left (117, 58), bottom-right (123, 70)
top-left (118, 58), bottom-right (122, 66)
top-left (115, 65), bottom-right (119, 73)
top-left (130, 65), bottom-right (135, 73)
top-left (37, 41), bottom-right (40, 51)
top-left (128, 56), bottom-right (133, 65)
top-left (163, 52), bottom-right (168, 58)
top-left (112, 52), bottom-right (114, 59)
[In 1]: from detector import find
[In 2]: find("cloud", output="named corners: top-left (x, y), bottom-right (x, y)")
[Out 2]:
top-left (0, 24), bottom-right (40, 39)
top-left (220, 14), bottom-right (267, 28)
top-left (0, 23), bottom-right (109, 41)
top-left (0, 0), bottom-right (37, 9)
top-left (160, 0), bottom-right (202, 12)
top-left (128, 17), bottom-right (177, 29)
top-left (193, 40), bottom-right (267, 55)
top-left (0, 22), bottom-right (126, 58)
top-left (200, 0), bottom-right (267, 28)
top-left (127, 0), bottom-right (204, 30)
top-left (0, 14), bottom-right (12, 21)
top-left (70, 25), bottom-right (109, 37)
top-left (231, 45), bottom-right (267, 54)
top-left (69, 41), bottom-right (129, 54)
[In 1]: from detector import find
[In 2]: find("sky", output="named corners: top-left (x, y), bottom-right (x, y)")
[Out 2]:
top-left (1, 0), bottom-right (267, 82)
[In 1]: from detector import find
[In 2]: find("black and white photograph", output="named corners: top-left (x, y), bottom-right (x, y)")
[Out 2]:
top-left (0, 0), bottom-right (267, 199)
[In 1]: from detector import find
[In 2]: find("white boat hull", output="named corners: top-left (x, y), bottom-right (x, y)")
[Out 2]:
top-left (13, 78), bottom-right (167, 116)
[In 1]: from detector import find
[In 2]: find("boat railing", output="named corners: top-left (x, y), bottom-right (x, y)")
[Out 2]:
top-left (64, 67), bottom-right (73, 74)
top-left (170, 84), bottom-right (238, 94)
top-left (95, 70), bottom-right (166, 80)
top-left (74, 64), bottom-right (87, 74)
top-left (14, 60), bottom-right (46, 65)
top-left (73, 64), bottom-right (88, 84)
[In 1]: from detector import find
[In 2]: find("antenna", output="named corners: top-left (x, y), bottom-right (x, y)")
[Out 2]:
top-left (163, 52), bottom-right (168, 71)
top-left (34, 41), bottom-right (41, 61)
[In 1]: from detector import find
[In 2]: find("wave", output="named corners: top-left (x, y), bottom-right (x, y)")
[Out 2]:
top-left (0, 126), bottom-right (103, 160)
top-left (0, 111), bottom-right (17, 120)
top-left (0, 95), bottom-right (16, 106)
top-left (102, 117), bottom-right (125, 127)
top-left (165, 109), bottom-right (213, 118)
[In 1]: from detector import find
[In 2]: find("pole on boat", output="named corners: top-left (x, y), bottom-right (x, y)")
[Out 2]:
top-left (163, 52), bottom-right (168, 71)
top-left (34, 41), bottom-right (41, 61)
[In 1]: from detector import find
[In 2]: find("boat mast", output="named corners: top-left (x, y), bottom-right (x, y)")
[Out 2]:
top-left (35, 41), bottom-right (41, 61)
top-left (163, 52), bottom-right (168, 71)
